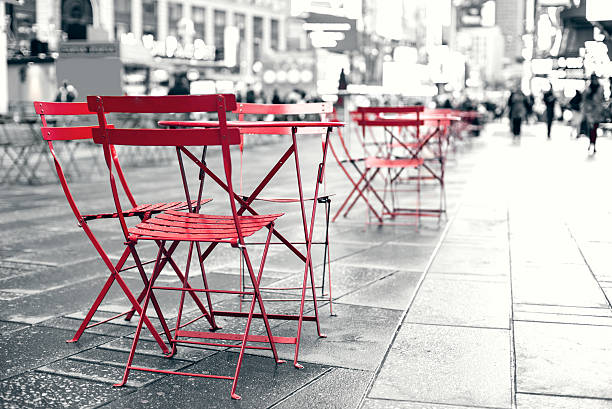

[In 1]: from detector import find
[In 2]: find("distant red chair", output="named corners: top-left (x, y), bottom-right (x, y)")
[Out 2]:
top-left (89, 94), bottom-right (285, 400)
top-left (33, 101), bottom-right (213, 353)
top-left (331, 106), bottom-right (442, 225)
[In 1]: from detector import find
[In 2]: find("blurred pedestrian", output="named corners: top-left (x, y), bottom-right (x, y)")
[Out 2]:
top-left (271, 89), bottom-right (282, 104)
top-left (583, 73), bottom-right (605, 153)
top-left (526, 94), bottom-right (535, 123)
top-left (543, 87), bottom-right (556, 139)
top-left (568, 90), bottom-right (583, 138)
top-left (168, 74), bottom-right (190, 95)
top-left (55, 80), bottom-right (78, 102)
top-left (507, 86), bottom-right (528, 137)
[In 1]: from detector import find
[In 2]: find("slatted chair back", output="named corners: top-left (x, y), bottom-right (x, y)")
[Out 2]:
top-left (87, 94), bottom-right (241, 243)
top-left (33, 101), bottom-right (125, 225)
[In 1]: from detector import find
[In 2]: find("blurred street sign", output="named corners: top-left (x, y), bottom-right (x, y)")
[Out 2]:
top-left (302, 12), bottom-right (357, 52)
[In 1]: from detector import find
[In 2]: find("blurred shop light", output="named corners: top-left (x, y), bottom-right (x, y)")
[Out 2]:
top-left (186, 69), bottom-right (199, 81)
top-left (300, 70), bottom-right (314, 83)
top-left (152, 69), bottom-right (169, 82)
top-left (276, 71), bottom-right (288, 83)
top-left (308, 32), bottom-right (341, 48)
top-left (165, 36), bottom-right (178, 58)
top-left (531, 58), bottom-right (554, 74)
top-left (190, 80), bottom-right (216, 94)
top-left (288, 69), bottom-right (300, 84)
top-left (393, 47), bottom-right (418, 64)
top-left (594, 27), bottom-right (606, 42)
top-left (224, 26), bottom-right (239, 68)
top-left (587, 0), bottom-right (612, 22)
top-left (215, 80), bottom-right (234, 93)
top-left (481, 1), bottom-right (496, 27)
top-left (302, 23), bottom-right (351, 31)
top-left (252, 61), bottom-right (263, 73)
top-left (263, 70), bottom-right (276, 84)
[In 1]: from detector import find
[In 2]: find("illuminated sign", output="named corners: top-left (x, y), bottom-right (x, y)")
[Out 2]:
top-left (303, 12), bottom-right (357, 52)
top-left (59, 42), bottom-right (119, 57)
top-left (586, 0), bottom-right (612, 22)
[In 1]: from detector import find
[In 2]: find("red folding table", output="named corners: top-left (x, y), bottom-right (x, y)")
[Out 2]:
top-left (158, 119), bottom-right (343, 370)
top-left (331, 106), bottom-right (457, 225)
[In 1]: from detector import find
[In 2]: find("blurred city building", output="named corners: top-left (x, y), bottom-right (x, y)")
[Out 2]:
top-left (2, 0), bottom-right (612, 116)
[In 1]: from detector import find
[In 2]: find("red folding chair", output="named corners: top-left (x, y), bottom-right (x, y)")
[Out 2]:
top-left (89, 94), bottom-right (285, 400)
top-left (332, 106), bottom-right (442, 225)
top-left (33, 101), bottom-right (213, 353)
top-left (234, 102), bottom-right (335, 315)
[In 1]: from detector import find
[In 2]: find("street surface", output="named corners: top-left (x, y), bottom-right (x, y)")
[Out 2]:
top-left (1, 121), bottom-right (611, 408)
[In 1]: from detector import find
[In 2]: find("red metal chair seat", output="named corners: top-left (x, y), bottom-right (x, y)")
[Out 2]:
top-left (129, 210), bottom-right (283, 242)
top-left (82, 199), bottom-right (210, 221)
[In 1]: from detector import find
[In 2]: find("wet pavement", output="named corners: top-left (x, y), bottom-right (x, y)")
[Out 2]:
top-left (1, 121), bottom-right (612, 408)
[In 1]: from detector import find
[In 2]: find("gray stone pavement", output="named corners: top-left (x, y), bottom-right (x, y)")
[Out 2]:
top-left (1, 121), bottom-right (612, 408)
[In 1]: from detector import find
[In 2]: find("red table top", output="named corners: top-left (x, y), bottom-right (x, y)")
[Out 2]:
top-left (158, 120), bottom-right (344, 128)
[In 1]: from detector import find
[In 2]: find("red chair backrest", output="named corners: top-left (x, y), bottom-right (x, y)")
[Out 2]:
top-left (87, 94), bottom-right (244, 242)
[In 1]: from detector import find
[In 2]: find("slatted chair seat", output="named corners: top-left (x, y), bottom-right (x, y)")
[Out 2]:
top-left (82, 199), bottom-right (210, 221)
top-left (129, 211), bottom-right (283, 242)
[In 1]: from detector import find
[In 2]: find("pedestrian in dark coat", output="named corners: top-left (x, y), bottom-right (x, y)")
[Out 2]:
top-left (543, 88), bottom-right (557, 139)
top-left (507, 86), bottom-right (528, 137)
top-left (583, 73), bottom-right (605, 153)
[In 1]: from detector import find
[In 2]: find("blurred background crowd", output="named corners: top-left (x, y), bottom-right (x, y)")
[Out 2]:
top-left (1, 0), bottom-right (611, 136)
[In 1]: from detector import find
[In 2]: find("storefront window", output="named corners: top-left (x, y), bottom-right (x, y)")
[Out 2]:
top-left (193, 6), bottom-right (206, 41)
top-left (214, 10), bottom-right (226, 61)
top-left (114, 0), bottom-right (131, 39)
top-left (271, 18), bottom-right (279, 51)
top-left (253, 16), bottom-right (263, 61)
top-left (168, 3), bottom-right (183, 38)
top-left (142, 0), bottom-right (158, 39)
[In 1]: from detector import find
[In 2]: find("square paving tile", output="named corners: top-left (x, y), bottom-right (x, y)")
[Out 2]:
top-left (341, 243), bottom-right (435, 272)
top-left (428, 244), bottom-right (509, 276)
top-left (0, 371), bottom-right (131, 409)
top-left (246, 303), bottom-right (403, 371)
top-left (336, 270), bottom-right (422, 310)
top-left (271, 367), bottom-right (372, 409)
top-left (406, 273), bottom-right (511, 329)
top-left (0, 326), bottom-right (113, 380)
top-left (362, 398), bottom-right (491, 409)
top-left (512, 263), bottom-right (609, 308)
top-left (369, 323), bottom-right (511, 408)
top-left (516, 393), bottom-right (612, 409)
top-left (515, 321), bottom-right (612, 399)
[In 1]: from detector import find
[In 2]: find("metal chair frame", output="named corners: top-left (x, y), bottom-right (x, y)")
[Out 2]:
top-left (33, 101), bottom-right (212, 353)
top-left (89, 94), bottom-right (289, 400)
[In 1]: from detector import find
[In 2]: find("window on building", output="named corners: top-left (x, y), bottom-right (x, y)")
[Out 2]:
top-left (270, 18), bottom-right (279, 51)
top-left (214, 10), bottom-right (226, 61)
top-left (142, 0), bottom-right (158, 38)
top-left (234, 13), bottom-right (246, 62)
top-left (192, 6), bottom-right (206, 41)
top-left (114, 0), bottom-right (131, 39)
top-left (253, 16), bottom-right (263, 61)
top-left (168, 3), bottom-right (183, 38)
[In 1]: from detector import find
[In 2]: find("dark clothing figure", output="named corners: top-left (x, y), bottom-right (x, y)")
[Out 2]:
top-left (168, 76), bottom-right (190, 95)
top-left (337, 68), bottom-right (348, 108)
top-left (526, 94), bottom-right (535, 123)
top-left (543, 90), bottom-right (556, 139)
top-left (583, 74), bottom-right (605, 153)
top-left (271, 89), bottom-right (282, 104)
top-left (55, 80), bottom-right (78, 102)
top-left (569, 91), bottom-right (583, 138)
top-left (245, 89), bottom-right (256, 103)
top-left (508, 90), bottom-right (528, 137)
